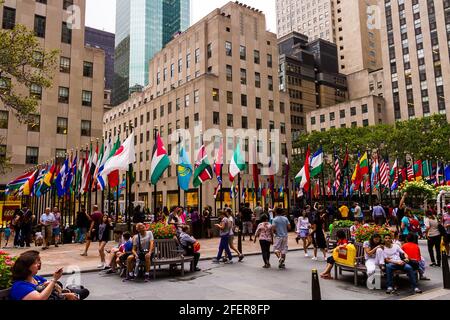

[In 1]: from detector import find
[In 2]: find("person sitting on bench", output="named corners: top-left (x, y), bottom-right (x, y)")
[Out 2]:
top-left (179, 225), bottom-right (201, 272)
top-left (402, 233), bottom-right (430, 281)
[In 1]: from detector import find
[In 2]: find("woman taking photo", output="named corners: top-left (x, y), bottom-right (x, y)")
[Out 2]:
top-left (363, 233), bottom-right (385, 277)
top-left (10, 250), bottom-right (78, 300)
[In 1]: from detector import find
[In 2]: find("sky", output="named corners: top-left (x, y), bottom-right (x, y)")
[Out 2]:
top-left (85, 0), bottom-right (277, 34)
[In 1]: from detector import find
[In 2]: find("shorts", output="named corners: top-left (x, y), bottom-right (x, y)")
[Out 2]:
top-left (52, 227), bottom-right (61, 236)
top-left (298, 229), bottom-right (309, 238)
top-left (243, 221), bottom-right (253, 234)
top-left (273, 236), bottom-right (288, 255)
top-left (119, 252), bottom-right (133, 263)
top-left (43, 225), bottom-right (53, 240)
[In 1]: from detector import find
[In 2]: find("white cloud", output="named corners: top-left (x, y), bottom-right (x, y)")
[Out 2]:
top-left (86, 0), bottom-right (276, 34)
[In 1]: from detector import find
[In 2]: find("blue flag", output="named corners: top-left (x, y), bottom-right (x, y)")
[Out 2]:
top-left (55, 159), bottom-right (69, 197)
top-left (445, 164), bottom-right (450, 184)
top-left (65, 156), bottom-right (77, 196)
top-left (177, 147), bottom-right (193, 191)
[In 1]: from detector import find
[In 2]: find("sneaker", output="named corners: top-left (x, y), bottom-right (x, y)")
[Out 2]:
top-left (55, 244), bottom-right (59, 248)
top-left (104, 269), bottom-right (115, 275)
top-left (386, 287), bottom-right (394, 294)
top-left (123, 275), bottom-right (134, 282)
top-left (414, 288), bottom-right (422, 294)
top-left (238, 254), bottom-right (244, 262)
top-left (194, 267), bottom-right (201, 272)
top-left (97, 263), bottom-right (105, 269)
top-left (278, 258), bottom-right (285, 268)
top-left (304, 253), bottom-right (309, 257)
top-left (80, 252), bottom-right (87, 257)
top-left (430, 263), bottom-right (437, 267)
top-left (311, 257), bottom-right (318, 261)
top-left (419, 276), bottom-right (430, 281)
top-left (144, 274), bottom-right (150, 283)
top-left (224, 260), bottom-right (234, 264)
top-left (267, 263), bottom-right (271, 268)
top-left (211, 259), bottom-right (220, 264)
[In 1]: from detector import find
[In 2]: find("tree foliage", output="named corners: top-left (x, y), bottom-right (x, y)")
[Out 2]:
top-left (291, 114), bottom-right (450, 178)
top-left (0, 24), bottom-right (58, 123)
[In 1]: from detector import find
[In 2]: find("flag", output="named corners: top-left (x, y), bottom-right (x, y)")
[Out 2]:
top-left (102, 133), bottom-right (136, 178)
top-left (380, 158), bottom-right (390, 189)
top-left (32, 168), bottom-right (46, 197)
top-left (359, 152), bottom-right (369, 176)
top-left (284, 157), bottom-right (290, 189)
top-left (334, 149), bottom-right (341, 192)
top-left (213, 184), bottom-right (222, 199)
top-left (80, 147), bottom-right (90, 194)
top-left (364, 178), bottom-right (371, 194)
top-left (390, 159), bottom-right (399, 191)
top-left (193, 145), bottom-right (213, 188)
top-left (214, 141), bottom-right (223, 185)
top-left (242, 184), bottom-right (247, 200)
top-left (43, 164), bottom-right (57, 187)
top-left (371, 156), bottom-right (379, 188)
top-left (65, 156), bottom-right (77, 196)
top-left (92, 141), bottom-right (104, 191)
top-left (436, 163), bottom-right (444, 186)
top-left (261, 183), bottom-right (267, 198)
top-left (150, 133), bottom-right (170, 185)
top-left (343, 180), bottom-right (348, 198)
top-left (251, 141), bottom-right (259, 191)
top-left (177, 147), bottom-right (193, 191)
top-left (407, 165), bottom-right (414, 181)
top-left (295, 147), bottom-right (311, 192)
top-left (352, 152), bottom-right (363, 187)
top-left (97, 136), bottom-right (114, 190)
top-left (55, 159), bottom-right (69, 197)
top-left (326, 179), bottom-right (331, 197)
top-left (114, 179), bottom-right (127, 200)
top-left (414, 160), bottom-right (423, 181)
top-left (6, 171), bottom-right (36, 193)
top-left (229, 142), bottom-right (246, 182)
top-left (89, 144), bottom-right (99, 182)
top-left (444, 164), bottom-right (450, 185)
top-left (230, 181), bottom-right (236, 199)
top-left (20, 170), bottom-right (38, 196)
top-left (310, 147), bottom-right (324, 177)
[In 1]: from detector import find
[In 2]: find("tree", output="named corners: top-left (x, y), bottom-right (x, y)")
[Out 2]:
top-left (0, 24), bottom-right (58, 173)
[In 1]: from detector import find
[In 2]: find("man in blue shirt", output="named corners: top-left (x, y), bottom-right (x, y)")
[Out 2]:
top-left (272, 208), bottom-right (291, 269)
top-left (372, 202), bottom-right (386, 226)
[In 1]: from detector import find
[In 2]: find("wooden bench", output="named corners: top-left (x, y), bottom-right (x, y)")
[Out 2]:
top-left (152, 238), bottom-right (194, 279)
top-left (0, 288), bottom-right (10, 300)
top-left (334, 242), bottom-right (420, 287)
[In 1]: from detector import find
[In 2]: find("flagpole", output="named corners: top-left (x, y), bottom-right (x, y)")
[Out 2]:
top-left (319, 144), bottom-right (326, 207)
top-left (199, 131), bottom-right (203, 215)
top-left (68, 150), bottom-right (73, 226)
top-left (153, 126), bottom-right (158, 215)
top-left (220, 165), bottom-right (223, 210)
top-left (367, 146), bottom-right (373, 209)
top-left (127, 124), bottom-right (133, 232)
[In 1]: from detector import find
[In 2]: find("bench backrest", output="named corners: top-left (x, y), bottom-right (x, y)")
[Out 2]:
top-left (355, 242), bottom-right (365, 264)
top-left (0, 288), bottom-right (10, 300)
top-left (330, 228), bottom-right (352, 241)
top-left (155, 239), bottom-right (182, 260)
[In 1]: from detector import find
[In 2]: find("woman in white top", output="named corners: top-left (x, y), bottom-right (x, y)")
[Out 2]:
top-left (363, 233), bottom-right (385, 278)
top-left (295, 210), bottom-right (311, 257)
top-left (424, 210), bottom-right (441, 267)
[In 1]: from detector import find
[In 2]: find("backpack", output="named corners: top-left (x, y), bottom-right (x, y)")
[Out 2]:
top-left (408, 217), bottom-right (421, 233)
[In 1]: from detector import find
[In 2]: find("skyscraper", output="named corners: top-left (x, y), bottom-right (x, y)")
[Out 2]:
top-left (112, 0), bottom-right (190, 106)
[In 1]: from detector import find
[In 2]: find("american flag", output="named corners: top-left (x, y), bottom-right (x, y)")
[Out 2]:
top-left (380, 158), bottom-right (390, 188)
top-left (334, 149), bottom-right (341, 192)
top-left (407, 165), bottom-right (415, 181)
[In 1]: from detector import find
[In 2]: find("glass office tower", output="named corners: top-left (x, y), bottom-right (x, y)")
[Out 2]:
top-left (113, 0), bottom-right (190, 106)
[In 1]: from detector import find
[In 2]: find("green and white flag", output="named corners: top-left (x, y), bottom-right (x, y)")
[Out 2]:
top-left (150, 133), bottom-right (170, 185)
top-left (310, 147), bottom-right (324, 178)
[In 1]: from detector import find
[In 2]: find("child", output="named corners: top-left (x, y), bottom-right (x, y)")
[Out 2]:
top-left (349, 220), bottom-right (360, 242)
top-left (34, 231), bottom-right (44, 247)
top-left (3, 224), bottom-right (11, 248)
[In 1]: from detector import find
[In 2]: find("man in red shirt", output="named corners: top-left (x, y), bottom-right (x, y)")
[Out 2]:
top-left (402, 233), bottom-right (430, 280)
top-left (80, 205), bottom-right (103, 257)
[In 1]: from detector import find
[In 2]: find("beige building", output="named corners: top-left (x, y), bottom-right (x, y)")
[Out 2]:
top-left (347, 68), bottom-right (384, 100)
top-left (104, 2), bottom-right (291, 212)
top-left (380, 0), bottom-right (450, 124)
top-left (276, 0), bottom-right (335, 42)
top-left (306, 95), bottom-right (387, 132)
top-left (0, 0), bottom-right (105, 186)
top-left (276, 0), bottom-right (383, 76)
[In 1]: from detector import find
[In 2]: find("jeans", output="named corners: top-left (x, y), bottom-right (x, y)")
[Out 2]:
top-left (259, 240), bottom-right (271, 265)
top-left (77, 227), bottom-right (87, 243)
top-left (13, 227), bottom-right (21, 247)
top-left (386, 263), bottom-right (417, 289)
top-left (427, 235), bottom-right (441, 265)
top-left (216, 235), bottom-right (233, 261)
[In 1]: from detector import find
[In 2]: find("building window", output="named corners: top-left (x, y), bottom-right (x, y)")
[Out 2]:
top-left (255, 97), bottom-right (261, 109)
top-left (207, 43), bottom-right (212, 59)
top-left (26, 147), bottom-right (39, 164)
top-left (267, 54), bottom-right (273, 68)
top-left (241, 116), bottom-right (248, 129)
top-left (254, 50), bottom-right (260, 64)
top-left (61, 22), bottom-right (72, 44)
top-left (83, 61), bottom-right (93, 77)
top-left (63, 0), bottom-right (73, 10)
top-left (241, 94), bottom-right (247, 107)
top-left (0, 111), bottom-right (8, 129)
top-left (227, 91), bottom-right (233, 104)
top-left (34, 15), bottom-right (46, 38)
top-left (27, 115), bottom-right (40, 132)
top-left (213, 112), bottom-right (220, 125)
top-left (185, 94), bottom-right (190, 107)
top-left (30, 84), bottom-right (42, 100)
top-left (330, 112), bottom-right (335, 121)
top-left (363, 119), bottom-right (369, 127)
top-left (195, 48), bottom-right (200, 63)
top-left (269, 121), bottom-right (275, 131)
top-left (280, 122), bottom-right (286, 134)
top-left (81, 120), bottom-right (91, 136)
top-left (268, 76), bottom-right (273, 91)
top-left (350, 107), bottom-right (356, 116)
top-left (351, 121), bottom-right (357, 128)
top-left (56, 117), bottom-right (68, 135)
top-left (212, 88), bottom-right (219, 101)
top-left (256, 119), bottom-right (262, 130)
top-left (280, 102), bottom-right (285, 114)
top-left (311, 117), bottom-right (316, 125)
top-left (269, 100), bottom-right (274, 112)
top-left (60, 57), bottom-right (71, 73)
top-left (178, 59), bottom-right (182, 73)
top-left (227, 114), bottom-right (233, 127)
top-left (320, 114), bottom-right (325, 123)
top-left (225, 41), bottom-right (232, 56)
top-left (160, 104), bottom-right (165, 117)
top-left (0, 145), bottom-right (6, 161)
top-left (240, 45), bottom-right (246, 60)
top-left (226, 65), bottom-right (233, 81)
top-left (255, 72), bottom-right (261, 88)
top-left (340, 110), bottom-right (345, 118)
top-left (2, 7), bottom-right (16, 30)
top-left (58, 87), bottom-right (69, 103)
top-left (362, 104), bottom-right (368, 114)
top-left (185, 117), bottom-right (189, 129)
top-left (82, 90), bottom-right (92, 107)
top-left (240, 69), bottom-right (247, 85)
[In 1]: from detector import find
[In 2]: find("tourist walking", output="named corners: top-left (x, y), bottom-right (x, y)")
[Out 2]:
top-left (52, 207), bottom-right (61, 247)
top-left (311, 206), bottom-right (327, 261)
top-left (241, 203), bottom-right (254, 241)
top-left (272, 208), bottom-right (290, 269)
top-left (20, 208), bottom-right (34, 248)
top-left (212, 210), bottom-right (233, 264)
top-left (226, 208), bottom-right (244, 262)
top-left (254, 202), bottom-right (264, 225)
top-left (254, 214), bottom-right (273, 268)
top-left (40, 208), bottom-right (55, 250)
top-left (372, 202), bottom-right (386, 226)
top-left (295, 210), bottom-right (311, 257)
top-left (12, 209), bottom-right (22, 248)
top-left (98, 214), bottom-right (113, 269)
top-left (80, 205), bottom-right (103, 256)
top-left (424, 210), bottom-right (441, 267)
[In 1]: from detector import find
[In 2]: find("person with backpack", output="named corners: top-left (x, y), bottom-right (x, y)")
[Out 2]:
top-left (400, 208), bottom-right (420, 244)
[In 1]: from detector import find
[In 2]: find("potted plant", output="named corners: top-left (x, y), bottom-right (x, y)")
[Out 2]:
top-left (333, 220), bottom-right (354, 229)
top-left (0, 251), bottom-right (16, 292)
top-left (354, 225), bottom-right (392, 244)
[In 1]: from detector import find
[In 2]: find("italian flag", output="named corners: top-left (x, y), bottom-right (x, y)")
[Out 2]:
top-left (229, 143), bottom-right (246, 182)
top-left (193, 145), bottom-right (213, 188)
top-left (150, 134), bottom-right (170, 185)
top-left (310, 147), bottom-right (324, 177)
